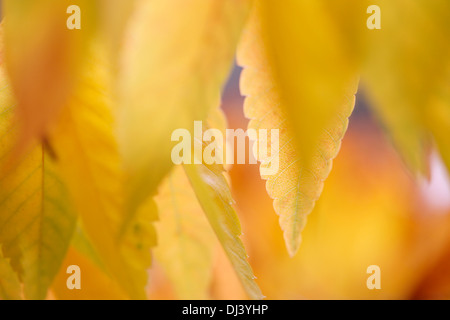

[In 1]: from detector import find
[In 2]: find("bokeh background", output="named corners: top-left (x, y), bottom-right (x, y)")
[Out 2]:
top-left (142, 65), bottom-right (450, 300)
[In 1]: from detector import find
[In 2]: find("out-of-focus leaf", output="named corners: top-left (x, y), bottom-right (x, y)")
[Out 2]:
top-left (210, 243), bottom-right (248, 300)
top-left (411, 237), bottom-right (450, 299)
top-left (154, 166), bottom-right (216, 299)
top-left (118, 0), bottom-right (251, 217)
top-left (238, 2), bottom-right (357, 256)
top-left (0, 249), bottom-right (21, 300)
top-left (70, 225), bottom-right (106, 272)
top-left (98, 0), bottom-right (136, 63)
top-left (363, 0), bottom-right (450, 174)
top-left (49, 44), bottom-right (157, 299)
top-left (0, 68), bottom-right (77, 299)
top-left (51, 246), bottom-right (127, 300)
top-left (2, 0), bottom-right (96, 147)
top-left (183, 162), bottom-right (263, 300)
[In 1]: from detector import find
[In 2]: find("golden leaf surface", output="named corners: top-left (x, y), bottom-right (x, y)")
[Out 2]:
top-left (118, 0), bottom-right (252, 216)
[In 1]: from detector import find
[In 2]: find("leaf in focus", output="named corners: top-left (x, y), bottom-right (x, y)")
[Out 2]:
top-left (118, 0), bottom-right (251, 216)
top-left (2, 0), bottom-right (96, 147)
top-left (0, 68), bottom-right (77, 299)
top-left (0, 249), bottom-right (21, 300)
top-left (49, 44), bottom-right (157, 299)
top-left (238, 2), bottom-right (357, 256)
top-left (154, 166), bottom-right (216, 300)
top-left (183, 160), bottom-right (263, 300)
top-left (250, 1), bottom-right (360, 169)
top-left (363, 0), bottom-right (450, 174)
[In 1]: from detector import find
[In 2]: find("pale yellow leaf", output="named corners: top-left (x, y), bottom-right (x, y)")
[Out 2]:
top-left (49, 44), bottom-right (157, 300)
top-left (248, 1), bottom-right (359, 169)
top-left (98, 0), bottom-right (137, 66)
top-left (238, 2), bottom-right (357, 256)
top-left (363, 0), bottom-right (450, 173)
top-left (118, 0), bottom-right (251, 216)
top-left (154, 166), bottom-right (216, 299)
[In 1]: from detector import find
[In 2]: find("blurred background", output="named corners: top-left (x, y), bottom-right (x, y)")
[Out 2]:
top-left (147, 64), bottom-right (450, 300)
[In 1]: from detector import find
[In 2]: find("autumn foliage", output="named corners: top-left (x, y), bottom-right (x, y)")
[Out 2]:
top-left (0, 0), bottom-right (449, 300)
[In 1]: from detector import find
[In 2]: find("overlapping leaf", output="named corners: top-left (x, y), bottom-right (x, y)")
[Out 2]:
top-left (99, 0), bottom-right (136, 58)
top-left (118, 0), bottom-right (252, 217)
top-left (179, 107), bottom-right (262, 299)
top-left (49, 44), bottom-right (156, 299)
top-left (0, 68), bottom-right (77, 299)
top-left (184, 132), bottom-right (264, 300)
top-left (2, 0), bottom-right (96, 147)
top-left (51, 245), bottom-right (127, 300)
top-left (363, 0), bottom-right (450, 173)
top-left (154, 166), bottom-right (216, 299)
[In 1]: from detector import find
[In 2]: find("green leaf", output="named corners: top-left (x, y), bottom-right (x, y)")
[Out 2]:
top-left (0, 68), bottom-right (77, 300)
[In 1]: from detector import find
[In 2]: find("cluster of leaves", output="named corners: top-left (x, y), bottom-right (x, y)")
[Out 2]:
top-left (0, 0), bottom-right (449, 300)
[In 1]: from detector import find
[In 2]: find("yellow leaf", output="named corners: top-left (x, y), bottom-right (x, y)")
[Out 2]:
top-left (183, 162), bottom-right (263, 300)
top-left (2, 0), bottom-right (96, 146)
top-left (0, 68), bottom-right (77, 299)
top-left (238, 2), bottom-right (357, 256)
top-left (0, 248), bottom-right (21, 300)
top-left (248, 1), bottom-right (359, 169)
top-left (363, 0), bottom-right (450, 173)
top-left (210, 244), bottom-right (248, 300)
top-left (118, 0), bottom-right (251, 216)
top-left (99, 0), bottom-right (136, 58)
top-left (49, 44), bottom-right (157, 299)
top-left (51, 246), bottom-right (127, 300)
top-left (154, 166), bottom-right (216, 299)
top-left (70, 225), bottom-right (106, 272)
top-left (179, 106), bottom-right (262, 299)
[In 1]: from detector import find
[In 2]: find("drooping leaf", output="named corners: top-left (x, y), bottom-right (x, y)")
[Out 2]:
top-left (247, 0), bottom-right (359, 169)
top-left (0, 248), bottom-right (21, 300)
top-left (363, 0), bottom-right (450, 173)
top-left (118, 0), bottom-right (252, 217)
top-left (154, 166), bottom-right (216, 299)
top-left (2, 0), bottom-right (96, 146)
top-left (184, 161), bottom-right (263, 300)
top-left (49, 43), bottom-right (157, 299)
top-left (0, 68), bottom-right (77, 299)
top-left (238, 2), bottom-right (357, 256)
top-left (180, 105), bottom-right (263, 299)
